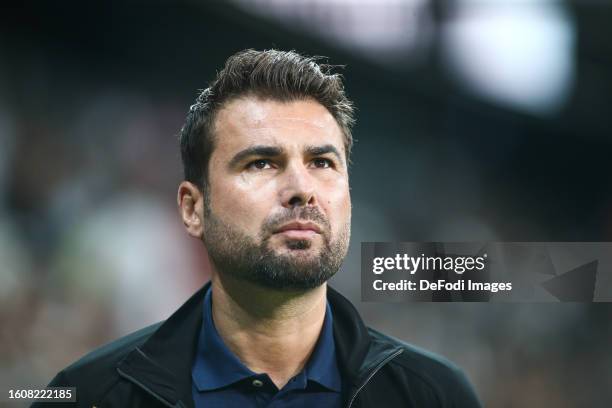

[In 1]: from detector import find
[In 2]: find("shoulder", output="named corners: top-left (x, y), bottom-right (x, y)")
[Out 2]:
top-left (43, 322), bottom-right (163, 401)
top-left (64, 322), bottom-right (162, 375)
top-left (367, 327), bottom-right (482, 408)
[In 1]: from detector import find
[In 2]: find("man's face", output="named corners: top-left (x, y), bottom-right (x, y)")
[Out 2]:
top-left (201, 95), bottom-right (351, 290)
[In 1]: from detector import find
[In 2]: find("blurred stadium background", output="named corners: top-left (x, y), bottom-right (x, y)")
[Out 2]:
top-left (1, 1), bottom-right (611, 406)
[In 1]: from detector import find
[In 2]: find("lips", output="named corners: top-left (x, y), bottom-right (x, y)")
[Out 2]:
top-left (274, 221), bottom-right (322, 235)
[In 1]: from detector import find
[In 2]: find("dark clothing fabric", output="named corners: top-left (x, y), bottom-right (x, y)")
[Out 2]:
top-left (33, 282), bottom-right (483, 408)
top-left (191, 286), bottom-right (342, 407)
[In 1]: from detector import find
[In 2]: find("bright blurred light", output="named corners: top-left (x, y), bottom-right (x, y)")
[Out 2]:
top-left (230, 0), bottom-right (433, 65)
top-left (441, 0), bottom-right (575, 115)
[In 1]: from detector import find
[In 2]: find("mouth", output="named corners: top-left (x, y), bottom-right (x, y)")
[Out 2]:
top-left (273, 221), bottom-right (322, 239)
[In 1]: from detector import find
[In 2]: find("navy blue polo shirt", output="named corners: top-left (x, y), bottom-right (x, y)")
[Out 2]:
top-left (192, 287), bottom-right (342, 407)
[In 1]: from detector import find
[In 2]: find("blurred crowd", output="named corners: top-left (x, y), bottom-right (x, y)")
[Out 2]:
top-left (0, 89), bottom-right (209, 393)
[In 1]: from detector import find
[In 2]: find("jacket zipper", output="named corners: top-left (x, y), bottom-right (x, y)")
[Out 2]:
top-left (117, 348), bottom-right (402, 408)
top-left (346, 348), bottom-right (403, 408)
top-left (117, 367), bottom-right (180, 408)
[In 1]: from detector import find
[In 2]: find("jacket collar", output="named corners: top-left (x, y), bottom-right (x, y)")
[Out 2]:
top-left (116, 281), bottom-right (400, 407)
top-left (117, 283), bottom-right (207, 407)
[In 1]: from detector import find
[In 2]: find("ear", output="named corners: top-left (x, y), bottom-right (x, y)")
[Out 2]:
top-left (177, 181), bottom-right (205, 239)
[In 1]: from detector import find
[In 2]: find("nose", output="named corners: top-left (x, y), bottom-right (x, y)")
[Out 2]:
top-left (280, 162), bottom-right (316, 209)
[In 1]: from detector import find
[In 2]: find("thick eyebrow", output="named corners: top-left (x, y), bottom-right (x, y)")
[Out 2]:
top-left (228, 145), bottom-right (284, 168)
top-left (305, 144), bottom-right (344, 166)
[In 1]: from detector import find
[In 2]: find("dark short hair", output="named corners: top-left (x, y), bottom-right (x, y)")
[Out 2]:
top-left (179, 49), bottom-right (355, 189)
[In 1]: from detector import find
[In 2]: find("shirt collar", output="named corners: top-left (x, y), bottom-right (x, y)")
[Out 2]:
top-left (192, 286), bottom-right (341, 392)
top-left (303, 300), bottom-right (342, 391)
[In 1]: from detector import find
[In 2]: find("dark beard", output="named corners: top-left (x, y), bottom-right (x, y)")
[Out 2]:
top-left (202, 205), bottom-right (349, 290)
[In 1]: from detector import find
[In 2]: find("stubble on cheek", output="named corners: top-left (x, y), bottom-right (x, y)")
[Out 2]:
top-left (202, 201), bottom-right (350, 290)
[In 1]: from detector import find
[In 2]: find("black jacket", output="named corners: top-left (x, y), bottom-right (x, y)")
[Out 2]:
top-left (34, 282), bottom-right (482, 407)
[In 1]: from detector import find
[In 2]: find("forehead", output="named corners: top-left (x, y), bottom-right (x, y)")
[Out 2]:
top-left (212, 96), bottom-right (345, 157)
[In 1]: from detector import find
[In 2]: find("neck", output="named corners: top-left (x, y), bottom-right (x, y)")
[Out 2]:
top-left (210, 273), bottom-right (327, 390)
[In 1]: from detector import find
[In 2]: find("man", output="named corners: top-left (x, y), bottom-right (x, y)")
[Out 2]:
top-left (36, 49), bottom-right (482, 407)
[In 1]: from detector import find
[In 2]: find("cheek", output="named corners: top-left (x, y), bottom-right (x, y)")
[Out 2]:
top-left (209, 176), bottom-right (276, 233)
top-left (323, 179), bottom-right (351, 226)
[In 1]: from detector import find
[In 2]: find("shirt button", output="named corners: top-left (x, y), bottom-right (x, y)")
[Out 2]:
top-left (252, 379), bottom-right (264, 387)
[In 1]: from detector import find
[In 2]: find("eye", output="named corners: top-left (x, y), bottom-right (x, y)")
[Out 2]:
top-left (312, 158), bottom-right (333, 169)
top-left (247, 159), bottom-right (273, 170)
